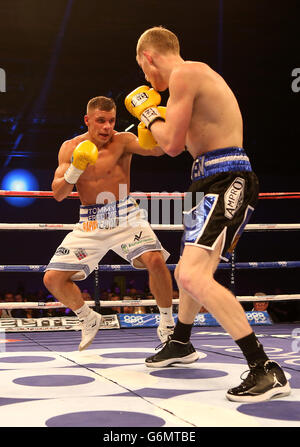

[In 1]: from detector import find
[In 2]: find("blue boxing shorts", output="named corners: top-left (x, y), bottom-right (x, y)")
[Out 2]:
top-left (181, 147), bottom-right (259, 261)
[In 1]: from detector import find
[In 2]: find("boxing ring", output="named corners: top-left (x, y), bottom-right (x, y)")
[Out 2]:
top-left (0, 190), bottom-right (300, 429)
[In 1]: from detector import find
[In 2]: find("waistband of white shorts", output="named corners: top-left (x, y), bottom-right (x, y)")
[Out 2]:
top-left (79, 196), bottom-right (138, 222)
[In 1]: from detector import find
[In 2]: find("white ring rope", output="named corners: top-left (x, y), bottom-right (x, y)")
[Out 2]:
top-left (0, 295), bottom-right (300, 310)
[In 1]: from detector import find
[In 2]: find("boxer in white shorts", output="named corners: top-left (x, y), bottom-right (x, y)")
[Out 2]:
top-left (47, 196), bottom-right (169, 279)
top-left (43, 96), bottom-right (175, 351)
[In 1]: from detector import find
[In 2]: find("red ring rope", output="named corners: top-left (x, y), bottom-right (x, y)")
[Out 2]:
top-left (0, 190), bottom-right (300, 199)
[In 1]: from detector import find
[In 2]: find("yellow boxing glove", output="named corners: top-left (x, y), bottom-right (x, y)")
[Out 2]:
top-left (125, 86), bottom-right (165, 129)
top-left (138, 107), bottom-right (166, 149)
top-left (64, 140), bottom-right (98, 184)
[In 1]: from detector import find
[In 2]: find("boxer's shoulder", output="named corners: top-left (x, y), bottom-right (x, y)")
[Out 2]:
top-left (110, 130), bottom-right (137, 149)
top-left (171, 62), bottom-right (210, 87)
top-left (71, 132), bottom-right (90, 146)
top-left (57, 133), bottom-right (88, 163)
top-left (61, 133), bottom-right (89, 151)
top-left (113, 130), bottom-right (136, 141)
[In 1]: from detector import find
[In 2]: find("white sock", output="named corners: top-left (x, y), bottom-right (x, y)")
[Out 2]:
top-left (158, 306), bottom-right (174, 327)
top-left (74, 302), bottom-right (92, 322)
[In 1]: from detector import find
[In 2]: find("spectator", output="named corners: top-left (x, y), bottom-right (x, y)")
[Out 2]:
top-left (99, 290), bottom-right (116, 315)
top-left (35, 289), bottom-right (48, 302)
top-left (252, 293), bottom-right (269, 312)
top-left (42, 294), bottom-right (60, 318)
top-left (24, 309), bottom-right (35, 319)
top-left (144, 292), bottom-right (157, 314)
top-left (252, 291), bottom-right (293, 323)
top-left (253, 301), bottom-right (269, 312)
top-left (133, 298), bottom-right (146, 314)
top-left (112, 287), bottom-right (121, 299)
top-left (0, 292), bottom-right (14, 318)
top-left (122, 296), bottom-right (135, 314)
top-left (11, 293), bottom-right (28, 318)
top-left (109, 292), bottom-right (121, 314)
top-left (126, 279), bottom-right (143, 298)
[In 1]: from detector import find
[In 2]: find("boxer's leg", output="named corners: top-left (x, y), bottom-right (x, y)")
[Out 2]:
top-left (145, 285), bottom-right (201, 368)
top-left (177, 240), bottom-right (253, 340)
top-left (43, 270), bottom-right (102, 351)
top-left (138, 250), bottom-right (175, 342)
top-left (113, 211), bottom-right (174, 342)
top-left (43, 270), bottom-right (84, 310)
top-left (146, 234), bottom-right (254, 368)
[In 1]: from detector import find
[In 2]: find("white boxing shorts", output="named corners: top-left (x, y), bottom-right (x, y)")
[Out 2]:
top-left (45, 196), bottom-right (169, 280)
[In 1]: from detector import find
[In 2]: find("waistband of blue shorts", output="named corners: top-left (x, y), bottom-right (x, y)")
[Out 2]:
top-left (191, 147), bottom-right (252, 182)
top-left (79, 195), bottom-right (137, 222)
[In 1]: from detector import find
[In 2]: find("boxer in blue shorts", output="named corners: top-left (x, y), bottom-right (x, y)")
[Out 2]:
top-left (125, 26), bottom-right (291, 403)
top-left (43, 96), bottom-right (175, 351)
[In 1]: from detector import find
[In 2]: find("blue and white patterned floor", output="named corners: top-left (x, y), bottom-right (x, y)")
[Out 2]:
top-left (0, 324), bottom-right (299, 428)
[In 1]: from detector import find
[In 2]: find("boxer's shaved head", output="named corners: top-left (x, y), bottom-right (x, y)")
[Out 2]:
top-left (87, 96), bottom-right (116, 114)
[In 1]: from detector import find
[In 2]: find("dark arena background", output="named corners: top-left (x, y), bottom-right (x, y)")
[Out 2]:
top-left (0, 0), bottom-right (300, 431)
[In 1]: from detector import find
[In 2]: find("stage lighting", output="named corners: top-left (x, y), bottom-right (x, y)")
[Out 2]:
top-left (1, 169), bottom-right (39, 207)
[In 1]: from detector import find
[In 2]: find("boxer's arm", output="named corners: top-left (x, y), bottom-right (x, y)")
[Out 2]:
top-left (51, 141), bottom-right (75, 202)
top-left (124, 132), bottom-right (165, 157)
top-left (150, 66), bottom-right (194, 157)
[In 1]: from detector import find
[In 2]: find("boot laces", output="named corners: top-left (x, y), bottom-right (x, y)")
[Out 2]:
top-left (239, 362), bottom-right (266, 385)
top-left (155, 335), bottom-right (172, 350)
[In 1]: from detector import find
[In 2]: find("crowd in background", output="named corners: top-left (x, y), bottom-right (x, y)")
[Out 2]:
top-left (0, 282), bottom-right (299, 323)
top-left (242, 291), bottom-right (300, 323)
top-left (0, 280), bottom-right (179, 319)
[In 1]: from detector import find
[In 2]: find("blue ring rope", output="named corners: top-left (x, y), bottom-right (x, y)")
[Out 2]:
top-left (1, 261), bottom-right (300, 273)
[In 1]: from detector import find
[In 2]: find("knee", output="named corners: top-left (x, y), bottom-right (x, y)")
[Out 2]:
top-left (143, 252), bottom-right (166, 273)
top-left (176, 268), bottom-right (192, 292)
top-left (43, 270), bottom-right (64, 292)
top-left (177, 268), bottom-right (212, 301)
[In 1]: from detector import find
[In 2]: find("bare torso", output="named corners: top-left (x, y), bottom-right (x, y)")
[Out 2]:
top-left (174, 62), bottom-right (243, 159)
top-left (57, 131), bottom-right (133, 205)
